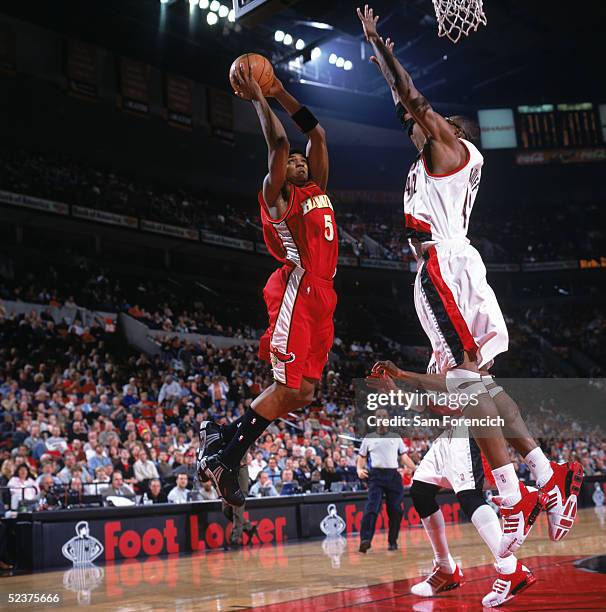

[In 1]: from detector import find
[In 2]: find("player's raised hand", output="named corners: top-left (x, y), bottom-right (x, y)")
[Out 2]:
top-left (233, 62), bottom-right (263, 101)
top-left (371, 360), bottom-right (402, 379)
top-left (370, 37), bottom-right (394, 69)
top-left (357, 4), bottom-right (380, 42)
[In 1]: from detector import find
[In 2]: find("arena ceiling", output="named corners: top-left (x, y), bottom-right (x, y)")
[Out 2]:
top-left (4, 0), bottom-right (605, 118)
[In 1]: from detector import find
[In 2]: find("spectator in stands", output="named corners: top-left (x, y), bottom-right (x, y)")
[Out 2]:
top-left (36, 460), bottom-right (61, 487)
top-left (155, 451), bottom-right (173, 480)
top-left (277, 469), bottom-right (299, 495)
top-left (147, 478), bottom-right (167, 504)
top-left (265, 456), bottom-right (282, 487)
top-left (88, 445), bottom-right (112, 473)
top-left (199, 481), bottom-right (219, 500)
top-left (133, 449), bottom-right (159, 488)
top-left (173, 450), bottom-right (196, 481)
top-left (45, 426), bottom-right (68, 455)
top-left (0, 459), bottom-right (14, 488)
top-left (58, 453), bottom-right (91, 484)
top-left (249, 471), bottom-right (278, 497)
top-left (7, 464), bottom-right (38, 510)
top-left (248, 451), bottom-right (266, 482)
top-left (158, 375), bottom-right (181, 406)
top-left (167, 473), bottom-right (190, 504)
top-left (102, 471), bottom-right (135, 501)
top-left (113, 448), bottom-right (136, 486)
top-left (321, 457), bottom-right (340, 491)
top-left (36, 474), bottom-right (61, 509)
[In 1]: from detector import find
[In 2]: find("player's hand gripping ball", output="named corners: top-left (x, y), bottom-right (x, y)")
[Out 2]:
top-left (229, 53), bottom-right (275, 100)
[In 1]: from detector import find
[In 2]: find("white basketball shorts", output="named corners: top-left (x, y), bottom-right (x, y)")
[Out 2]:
top-left (414, 240), bottom-right (508, 373)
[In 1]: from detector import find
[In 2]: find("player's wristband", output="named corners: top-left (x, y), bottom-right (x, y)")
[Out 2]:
top-left (292, 106), bottom-right (319, 133)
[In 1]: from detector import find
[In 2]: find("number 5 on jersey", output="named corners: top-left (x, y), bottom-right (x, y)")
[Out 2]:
top-left (324, 214), bottom-right (334, 241)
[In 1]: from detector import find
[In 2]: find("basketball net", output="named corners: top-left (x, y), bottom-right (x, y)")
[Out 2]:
top-left (432, 0), bottom-right (487, 43)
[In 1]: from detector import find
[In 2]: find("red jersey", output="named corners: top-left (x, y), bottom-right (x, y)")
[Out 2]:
top-left (259, 181), bottom-right (338, 281)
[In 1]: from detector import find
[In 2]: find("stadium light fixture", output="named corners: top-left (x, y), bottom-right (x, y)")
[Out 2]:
top-left (228, 8), bottom-right (235, 22)
top-left (311, 47), bottom-right (321, 61)
top-left (160, 0), bottom-right (177, 4)
top-left (343, 60), bottom-right (353, 71)
top-left (283, 33), bottom-right (293, 46)
top-left (218, 4), bottom-right (229, 18)
top-left (199, 0), bottom-right (209, 7)
top-left (209, 0), bottom-right (220, 12)
top-left (189, 0), bottom-right (198, 5)
top-left (207, 11), bottom-right (218, 24)
top-left (274, 30), bottom-right (285, 42)
top-left (336, 57), bottom-right (344, 68)
top-left (295, 38), bottom-right (305, 51)
top-left (329, 53), bottom-right (337, 64)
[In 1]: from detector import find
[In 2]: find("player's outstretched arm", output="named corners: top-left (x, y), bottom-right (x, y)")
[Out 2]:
top-left (233, 63), bottom-right (289, 207)
top-left (271, 79), bottom-right (329, 191)
top-left (357, 6), bottom-right (466, 171)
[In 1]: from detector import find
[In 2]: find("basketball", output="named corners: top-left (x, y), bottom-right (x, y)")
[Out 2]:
top-left (229, 53), bottom-right (274, 98)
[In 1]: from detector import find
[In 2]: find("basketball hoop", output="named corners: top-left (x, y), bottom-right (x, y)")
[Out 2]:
top-left (432, 0), bottom-right (487, 43)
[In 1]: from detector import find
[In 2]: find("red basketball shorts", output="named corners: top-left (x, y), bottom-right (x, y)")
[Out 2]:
top-left (259, 264), bottom-right (337, 389)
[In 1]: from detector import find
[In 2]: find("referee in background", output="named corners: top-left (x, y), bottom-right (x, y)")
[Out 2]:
top-left (357, 408), bottom-right (416, 553)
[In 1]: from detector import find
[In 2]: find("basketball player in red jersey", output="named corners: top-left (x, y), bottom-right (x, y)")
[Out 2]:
top-left (198, 63), bottom-right (337, 505)
top-left (358, 4), bottom-right (582, 574)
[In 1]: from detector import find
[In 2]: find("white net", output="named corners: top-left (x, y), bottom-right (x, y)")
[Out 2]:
top-left (432, 0), bottom-right (487, 43)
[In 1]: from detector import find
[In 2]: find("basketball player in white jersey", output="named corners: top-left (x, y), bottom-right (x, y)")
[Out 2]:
top-left (358, 5), bottom-right (583, 563)
top-left (372, 356), bottom-right (536, 608)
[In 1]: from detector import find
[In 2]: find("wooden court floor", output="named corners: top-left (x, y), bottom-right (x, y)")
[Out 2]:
top-left (1, 507), bottom-right (606, 611)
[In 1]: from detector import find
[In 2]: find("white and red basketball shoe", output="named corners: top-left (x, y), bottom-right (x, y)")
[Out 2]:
top-left (410, 564), bottom-right (464, 597)
top-left (498, 483), bottom-right (547, 558)
top-left (482, 561), bottom-right (536, 608)
top-left (541, 461), bottom-right (584, 541)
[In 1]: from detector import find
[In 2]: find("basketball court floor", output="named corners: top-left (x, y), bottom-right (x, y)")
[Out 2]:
top-left (2, 508), bottom-right (606, 611)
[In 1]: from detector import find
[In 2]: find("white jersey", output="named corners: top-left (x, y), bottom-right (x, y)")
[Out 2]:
top-left (403, 138), bottom-right (483, 246)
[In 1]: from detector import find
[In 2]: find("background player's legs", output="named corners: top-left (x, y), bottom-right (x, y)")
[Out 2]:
top-left (457, 490), bottom-right (517, 574)
top-left (410, 480), bottom-right (456, 573)
top-left (481, 374), bottom-right (554, 486)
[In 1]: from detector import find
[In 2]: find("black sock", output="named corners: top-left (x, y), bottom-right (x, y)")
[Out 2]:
top-left (220, 408), bottom-right (271, 469)
top-left (221, 414), bottom-right (246, 443)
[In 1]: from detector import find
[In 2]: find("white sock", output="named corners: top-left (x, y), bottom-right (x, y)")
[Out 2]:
top-left (491, 463), bottom-right (521, 504)
top-left (524, 447), bottom-right (553, 488)
top-left (421, 510), bottom-right (456, 573)
top-left (471, 504), bottom-right (518, 574)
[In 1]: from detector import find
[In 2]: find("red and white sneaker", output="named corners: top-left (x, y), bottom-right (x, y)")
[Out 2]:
top-left (541, 461), bottom-right (584, 541)
top-left (498, 483), bottom-right (548, 558)
top-left (482, 561), bottom-right (536, 608)
top-left (410, 564), bottom-right (464, 597)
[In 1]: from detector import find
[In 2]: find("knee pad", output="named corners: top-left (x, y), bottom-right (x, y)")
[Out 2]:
top-left (456, 489), bottom-right (487, 521)
top-left (410, 480), bottom-right (440, 519)
top-left (481, 374), bottom-right (503, 398)
top-left (446, 368), bottom-right (487, 408)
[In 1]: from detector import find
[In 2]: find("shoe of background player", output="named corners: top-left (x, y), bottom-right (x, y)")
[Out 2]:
top-left (541, 461), bottom-right (584, 542)
top-left (410, 564), bottom-right (464, 597)
top-left (199, 452), bottom-right (245, 507)
top-left (498, 482), bottom-right (548, 558)
top-left (481, 561), bottom-right (536, 608)
top-left (197, 421), bottom-right (224, 483)
top-left (388, 542), bottom-right (398, 551)
top-left (359, 540), bottom-right (371, 553)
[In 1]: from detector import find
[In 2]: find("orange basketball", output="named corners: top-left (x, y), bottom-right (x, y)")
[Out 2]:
top-left (229, 53), bottom-right (275, 99)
